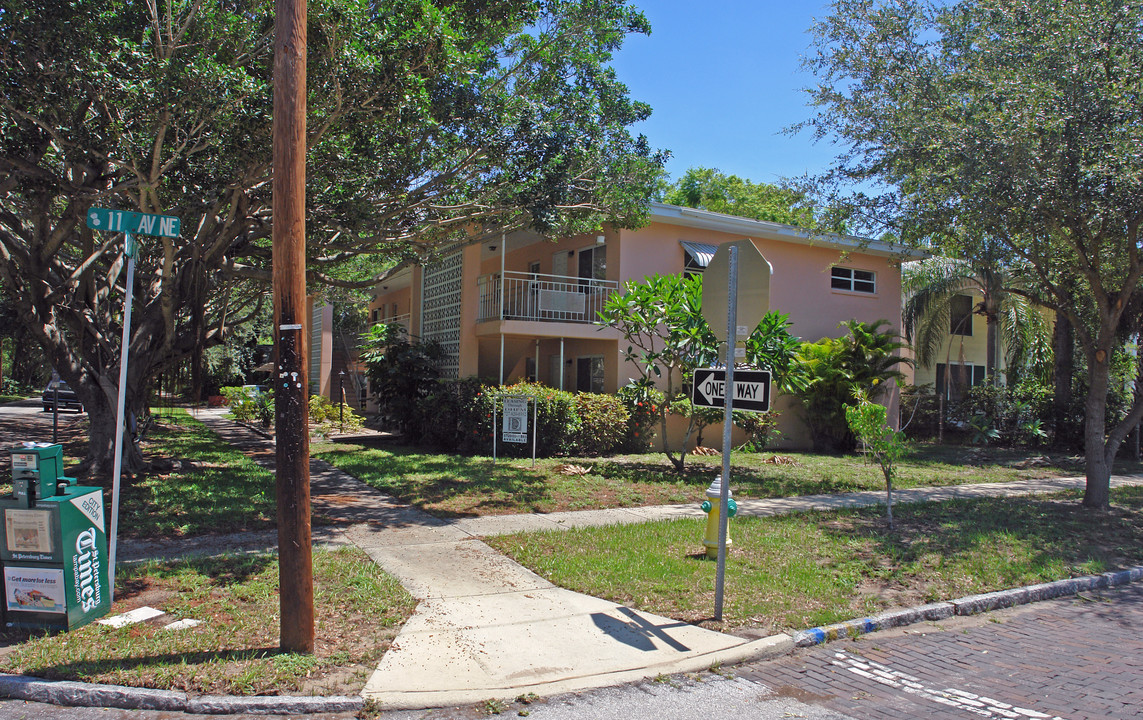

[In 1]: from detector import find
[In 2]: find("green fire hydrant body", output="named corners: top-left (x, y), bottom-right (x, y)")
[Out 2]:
top-left (700, 475), bottom-right (737, 559)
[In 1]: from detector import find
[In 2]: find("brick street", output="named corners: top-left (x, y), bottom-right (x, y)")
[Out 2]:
top-left (741, 583), bottom-right (1143, 719)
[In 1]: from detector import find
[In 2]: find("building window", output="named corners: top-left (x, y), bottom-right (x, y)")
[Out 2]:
top-left (936, 363), bottom-right (986, 403)
top-left (831, 266), bottom-right (876, 294)
top-left (681, 241), bottom-right (717, 278)
top-left (950, 294), bottom-right (974, 336)
top-left (575, 356), bottom-right (605, 393)
top-left (371, 309), bottom-right (379, 322)
top-left (578, 246), bottom-right (606, 283)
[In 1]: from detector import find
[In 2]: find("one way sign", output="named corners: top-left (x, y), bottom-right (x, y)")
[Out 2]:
top-left (691, 368), bottom-right (771, 413)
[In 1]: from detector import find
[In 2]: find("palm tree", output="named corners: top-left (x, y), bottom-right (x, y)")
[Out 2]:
top-left (902, 257), bottom-right (1051, 385)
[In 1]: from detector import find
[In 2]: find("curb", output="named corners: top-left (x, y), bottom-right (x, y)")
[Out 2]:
top-left (792, 565), bottom-right (1143, 647)
top-left (0, 673), bottom-right (363, 714)
top-left (6, 567), bottom-right (1141, 714)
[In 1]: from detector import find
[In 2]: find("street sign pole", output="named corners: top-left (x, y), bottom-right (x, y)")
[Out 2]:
top-left (108, 232), bottom-right (136, 603)
top-left (85, 211), bottom-right (179, 605)
top-left (714, 245), bottom-right (738, 622)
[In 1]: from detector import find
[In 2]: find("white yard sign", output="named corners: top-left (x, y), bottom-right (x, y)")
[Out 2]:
top-left (502, 397), bottom-right (528, 443)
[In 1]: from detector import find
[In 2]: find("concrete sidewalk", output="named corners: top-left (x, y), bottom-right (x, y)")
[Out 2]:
top-left (181, 408), bottom-right (1143, 710)
top-left (184, 409), bottom-right (789, 709)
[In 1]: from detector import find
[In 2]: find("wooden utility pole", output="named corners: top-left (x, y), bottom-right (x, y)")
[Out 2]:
top-left (273, 0), bottom-right (314, 653)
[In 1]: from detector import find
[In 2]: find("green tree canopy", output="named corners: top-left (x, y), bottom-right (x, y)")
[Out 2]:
top-left (658, 166), bottom-right (848, 232)
top-left (798, 0), bottom-right (1143, 507)
top-left (0, 0), bottom-right (664, 472)
top-left (597, 272), bottom-right (799, 471)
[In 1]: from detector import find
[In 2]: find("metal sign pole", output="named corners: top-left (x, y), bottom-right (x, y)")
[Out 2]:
top-left (714, 245), bottom-right (738, 622)
top-left (108, 232), bottom-right (137, 603)
top-left (492, 399), bottom-right (498, 461)
top-left (531, 397), bottom-right (538, 468)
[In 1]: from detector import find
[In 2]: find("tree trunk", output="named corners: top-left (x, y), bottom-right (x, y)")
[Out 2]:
top-left (985, 315), bottom-right (999, 383)
top-left (77, 368), bottom-right (148, 480)
top-left (1082, 348), bottom-right (1112, 509)
top-left (1052, 314), bottom-right (1074, 444)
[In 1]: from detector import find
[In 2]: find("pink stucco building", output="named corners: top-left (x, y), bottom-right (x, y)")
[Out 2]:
top-left (368, 201), bottom-right (917, 448)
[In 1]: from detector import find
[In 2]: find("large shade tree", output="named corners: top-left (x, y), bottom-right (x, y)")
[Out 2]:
top-left (798, 0), bottom-right (1143, 508)
top-left (0, 0), bottom-right (664, 474)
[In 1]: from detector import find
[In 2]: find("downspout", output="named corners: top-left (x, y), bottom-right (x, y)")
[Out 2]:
top-left (559, 337), bottom-right (565, 390)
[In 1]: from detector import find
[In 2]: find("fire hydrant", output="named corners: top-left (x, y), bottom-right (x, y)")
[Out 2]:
top-left (701, 475), bottom-right (737, 559)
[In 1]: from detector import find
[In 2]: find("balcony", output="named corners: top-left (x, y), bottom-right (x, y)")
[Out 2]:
top-left (371, 313), bottom-right (411, 334)
top-left (477, 271), bottom-right (619, 324)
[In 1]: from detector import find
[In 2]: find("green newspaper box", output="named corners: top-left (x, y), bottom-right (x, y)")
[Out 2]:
top-left (2, 446), bottom-right (111, 630)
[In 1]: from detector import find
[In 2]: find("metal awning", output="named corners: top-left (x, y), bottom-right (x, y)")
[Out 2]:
top-left (680, 240), bottom-right (718, 268)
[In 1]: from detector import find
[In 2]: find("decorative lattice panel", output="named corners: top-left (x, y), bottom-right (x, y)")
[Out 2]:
top-left (422, 250), bottom-right (463, 378)
top-left (309, 305), bottom-right (324, 394)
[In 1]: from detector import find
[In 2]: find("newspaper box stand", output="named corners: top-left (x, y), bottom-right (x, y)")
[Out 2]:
top-left (2, 445), bottom-right (110, 630)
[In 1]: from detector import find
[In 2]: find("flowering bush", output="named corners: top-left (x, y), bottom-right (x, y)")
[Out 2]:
top-left (617, 381), bottom-right (662, 453)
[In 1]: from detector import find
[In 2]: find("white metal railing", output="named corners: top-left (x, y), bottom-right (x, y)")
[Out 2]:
top-left (372, 313), bottom-right (411, 333)
top-left (477, 271), bottom-right (619, 323)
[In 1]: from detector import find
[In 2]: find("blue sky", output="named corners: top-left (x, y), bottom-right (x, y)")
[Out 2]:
top-left (610, 1), bottom-right (838, 185)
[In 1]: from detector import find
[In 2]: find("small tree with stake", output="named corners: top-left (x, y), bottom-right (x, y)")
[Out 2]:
top-left (845, 389), bottom-right (907, 530)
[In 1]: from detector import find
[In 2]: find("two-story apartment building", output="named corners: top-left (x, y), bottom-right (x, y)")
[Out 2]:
top-left (367, 201), bottom-right (918, 448)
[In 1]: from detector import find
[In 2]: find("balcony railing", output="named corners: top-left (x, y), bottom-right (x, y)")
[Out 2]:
top-left (371, 313), bottom-right (411, 334)
top-left (477, 271), bottom-right (619, 324)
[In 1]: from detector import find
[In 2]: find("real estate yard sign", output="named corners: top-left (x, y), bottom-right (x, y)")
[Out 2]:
top-left (502, 397), bottom-right (528, 443)
top-left (492, 394), bottom-right (538, 467)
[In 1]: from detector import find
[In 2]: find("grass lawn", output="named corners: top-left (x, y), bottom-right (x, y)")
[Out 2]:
top-left (485, 486), bottom-right (1143, 634)
top-left (125, 409), bottom-right (277, 537)
top-left (0, 408), bottom-right (274, 537)
top-left (0, 394), bottom-right (30, 404)
top-left (312, 440), bottom-right (1133, 517)
top-left (0, 547), bottom-right (416, 695)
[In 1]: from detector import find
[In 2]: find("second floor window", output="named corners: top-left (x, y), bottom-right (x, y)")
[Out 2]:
top-left (578, 246), bottom-right (606, 282)
top-left (831, 266), bottom-right (876, 294)
top-left (950, 294), bottom-right (974, 336)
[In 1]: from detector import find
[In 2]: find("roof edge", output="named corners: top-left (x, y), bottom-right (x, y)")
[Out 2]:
top-left (648, 202), bottom-right (927, 259)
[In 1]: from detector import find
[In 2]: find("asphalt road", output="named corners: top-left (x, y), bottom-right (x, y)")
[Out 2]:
top-left (0, 397), bottom-right (85, 422)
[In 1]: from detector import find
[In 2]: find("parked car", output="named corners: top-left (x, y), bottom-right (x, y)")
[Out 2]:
top-left (42, 381), bottom-right (84, 413)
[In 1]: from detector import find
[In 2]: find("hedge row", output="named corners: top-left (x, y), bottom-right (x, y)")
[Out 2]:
top-left (399, 379), bottom-right (660, 457)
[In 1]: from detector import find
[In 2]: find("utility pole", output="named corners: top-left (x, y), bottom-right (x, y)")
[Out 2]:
top-left (273, 0), bottom-right (314, 653)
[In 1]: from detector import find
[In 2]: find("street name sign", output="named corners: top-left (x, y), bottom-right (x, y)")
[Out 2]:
top-left (701, 240), bottom-right (772, 342)
top-left (87, 208), bottom-right (181, 238)
top-left (691, 368), bottom-right (771, 413)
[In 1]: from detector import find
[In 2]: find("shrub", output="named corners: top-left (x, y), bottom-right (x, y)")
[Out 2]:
top-left (360, 323), bottom-right (445, 436)
top-left (307, 394), bottom-right (364, 433)
top-left (569, 393), bottom-right (629, 456)
top-left (790, 320), bottom-right (911, 453)
top-left (617, 381), bottom-right (662, 453)
top-left (499, 382), bottom-right (579, 457)
top-left (950, 380), bottom-right (1053, 447)
top-left (734, 409), bottom-right (781, 451)
top-left (1, 378), bottom-right (29, 395)
top-left (898, 383), bottom-right (940, 440)
top-left (220, 386), bottom-right (258, 422)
